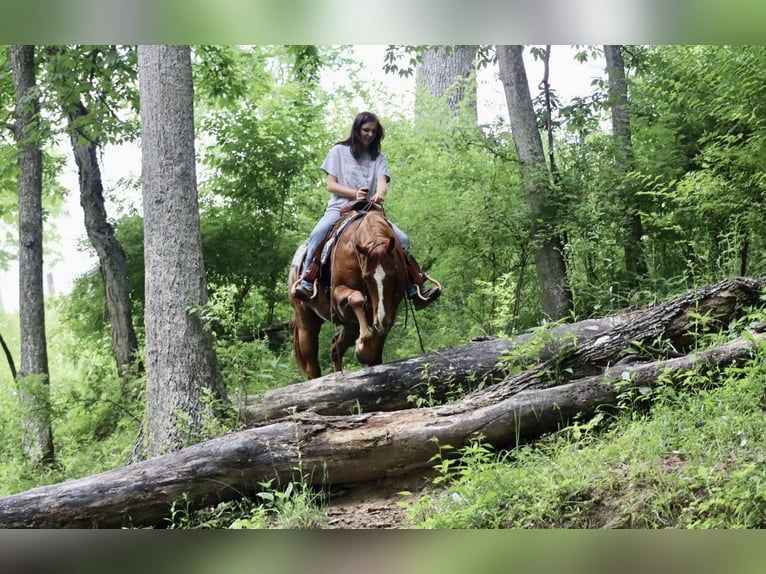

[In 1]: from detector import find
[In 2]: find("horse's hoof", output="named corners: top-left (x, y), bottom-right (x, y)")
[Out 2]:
top-left (355, 345), bottom-right (374, 365)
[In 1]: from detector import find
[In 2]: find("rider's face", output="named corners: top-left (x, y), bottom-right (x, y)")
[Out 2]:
top-left (360, 122), bottom-right (377, 148)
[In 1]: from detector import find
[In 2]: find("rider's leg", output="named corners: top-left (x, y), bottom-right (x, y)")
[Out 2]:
top-left (389, 223), bottom-right (441, 309)
top-left (294, 208), bottom-right (340, 299)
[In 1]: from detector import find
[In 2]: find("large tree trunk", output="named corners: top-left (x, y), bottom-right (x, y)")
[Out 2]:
top-left (0, 326), bottom-right (760, 528)
top-left (450, 276), bottom-right (766, 412)
top-left (415, 46), bottom-right (477, 120)
top-left (10, 44), bottom-right (54, 465)
top-left (496, 45), bottom-right (572, 320)
top-left (604, 44), bottom-right (647, 282)
top-left (137, 45), bottom-right (227, 461)
top-left (67, 99), bottom-right (140, 383)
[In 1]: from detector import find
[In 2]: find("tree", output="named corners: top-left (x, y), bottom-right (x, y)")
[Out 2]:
top-left (10, 45), bottom-right (54, 464)
top-left (415, 46), bottom-right (477, 121)
top-left (45, 46), bottom-right (141, 384)
top-left (197, 46), bottom-right (326, 327)
top-left (137, 45), bottom-right (228, 460)
top-left (496, 45), bottom-right (571, 320)
top-left (629, 45), bottom-right (766, 282)
top-left (604, 44), bottom-right (647, 284)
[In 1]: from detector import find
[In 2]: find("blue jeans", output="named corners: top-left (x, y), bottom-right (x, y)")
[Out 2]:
top-left (300, 207), bottom-right (410, 278)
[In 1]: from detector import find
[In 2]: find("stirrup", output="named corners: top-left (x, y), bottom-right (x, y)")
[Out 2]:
top-left (291, 277), bottom-right (317, 301)
top-left (414, 274), bottom-right (442, 302)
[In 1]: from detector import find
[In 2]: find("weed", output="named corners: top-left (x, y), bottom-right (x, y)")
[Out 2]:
top-left (403, 328), bottom-right (766, 528)
top-left (406, 365), bottom-right (486, 409)
top-left (406, 364), bottom-right (440, 408)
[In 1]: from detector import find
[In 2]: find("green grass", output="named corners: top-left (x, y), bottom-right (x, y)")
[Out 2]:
top-left (401, 348), bottom-right (766, 528)
top-left (0, 303), bottom-right (141, 495)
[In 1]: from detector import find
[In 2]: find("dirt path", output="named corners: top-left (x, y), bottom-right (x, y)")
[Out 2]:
top-left (323, 471), bottom-right (437, 529)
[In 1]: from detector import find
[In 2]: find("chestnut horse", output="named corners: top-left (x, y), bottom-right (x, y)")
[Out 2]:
top-left (288, 204), bottom-right (407, 379)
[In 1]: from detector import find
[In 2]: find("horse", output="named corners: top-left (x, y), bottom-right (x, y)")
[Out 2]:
top-left (288, 203), bottom-right (407, 380)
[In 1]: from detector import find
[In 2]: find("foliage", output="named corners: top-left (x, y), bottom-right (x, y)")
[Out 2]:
top-left (402, 315), bottom-right (766, 528)
top-left (165, 478), bottom-right (327, 530)
top-left (38, 45), bottom-right (140, 145)
top-left (382, 100), bottom-right (537, 346)
top-left (629, 45), bottom-right (766, 283)
top-left (0, 306), bottom-right (140, 496)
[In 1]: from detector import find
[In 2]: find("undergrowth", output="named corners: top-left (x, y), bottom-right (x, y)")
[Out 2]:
top-left (401, 330), bottom-right (766, 528)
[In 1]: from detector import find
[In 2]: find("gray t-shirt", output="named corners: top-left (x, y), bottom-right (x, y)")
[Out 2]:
top-left (320, 144), bottom-right (390, 211)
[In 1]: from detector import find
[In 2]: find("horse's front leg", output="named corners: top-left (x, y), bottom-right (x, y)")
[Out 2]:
top-left (332, 285), bottom-right (379, 364)
top-left (330, 322), bottom-right (359, 372)
top-left (331, 286), bottom-right (372, 334)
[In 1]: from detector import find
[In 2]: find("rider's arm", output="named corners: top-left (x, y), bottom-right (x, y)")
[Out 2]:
top-left (328, 174), bottom-right (368, 201)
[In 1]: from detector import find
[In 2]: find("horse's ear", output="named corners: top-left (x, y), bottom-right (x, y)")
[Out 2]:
top-left (356, 244), bottom-right (369, 257)
top-left (386, 236), bottom-right (396, 254)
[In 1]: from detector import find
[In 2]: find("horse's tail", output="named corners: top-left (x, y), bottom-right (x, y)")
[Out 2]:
top-left (291, 318), bottom-right (303, 367)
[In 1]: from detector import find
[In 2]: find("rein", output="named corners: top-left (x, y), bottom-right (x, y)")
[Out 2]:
top-left (328, 200), bottom-right (426, 354)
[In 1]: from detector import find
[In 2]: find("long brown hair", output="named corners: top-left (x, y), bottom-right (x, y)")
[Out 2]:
top-left (338, 111), bottom-right (385, 159)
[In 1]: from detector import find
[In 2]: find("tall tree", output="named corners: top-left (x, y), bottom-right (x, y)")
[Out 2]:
top-left (68, 101), bottom-right (140, 382)
top-left (536, 45), bottom-right (559, 178)
top-left (10, 45), bottom-right (54, 464)
top-left (604, 44), bottom-right (647, 283)
top-left (45, 46), bottom-right (141, 384)
top-left (415, 46), bottom-right (477, 121)
top-left (137, 45), bottom-right (227, 459)
top-left (496, 45), bottom-right (571, 320)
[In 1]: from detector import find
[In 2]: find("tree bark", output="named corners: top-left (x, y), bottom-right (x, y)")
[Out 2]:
top-left (0, 326), bottom-right (760, 528)
top-left (66, 99), bottom-right (140, 383)
top-left (415, 46), bottom-right (477, 120)
top-left (458, 275), bottom-right (766, 411)
top-left (241, 315), bottom-right (633, 424)
top-left (11, 44), bottom-right (54, 464)
top-left (604, 44), bottom-right (647, 281)
top-left (137, 45), bottom-right (227, 461)
top-left (496, 45), bottom-right (572, 320)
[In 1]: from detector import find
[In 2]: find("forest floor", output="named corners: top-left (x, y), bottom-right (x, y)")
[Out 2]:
top-left (321, 470), bottom-right (438, 529)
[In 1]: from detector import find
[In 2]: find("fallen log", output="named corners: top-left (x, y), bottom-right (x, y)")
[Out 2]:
top-left (1, 330), bottom-right (761, 528)
top-left (241, 276), bottom-right (766, 424)
top-left (459, 276), bottom-right (766, 410)
top-left (240, 315), bottom-right (632, 424)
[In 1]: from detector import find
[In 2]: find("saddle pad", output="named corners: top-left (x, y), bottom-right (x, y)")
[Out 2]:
top-left (320, 210), bottom-right (367, 266)
top-left (291, 240), bottom-right (309, 269)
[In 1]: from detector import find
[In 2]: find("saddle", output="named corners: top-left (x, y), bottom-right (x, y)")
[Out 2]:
top-left (302, 201), bottom-right (384, 284)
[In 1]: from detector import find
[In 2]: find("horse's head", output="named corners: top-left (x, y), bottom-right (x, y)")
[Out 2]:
top-left (356, 233), bottom-right (406, 337)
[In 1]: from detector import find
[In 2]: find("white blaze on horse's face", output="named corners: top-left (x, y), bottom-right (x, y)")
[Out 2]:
top-left (374, 264), bottom-right (386, 330)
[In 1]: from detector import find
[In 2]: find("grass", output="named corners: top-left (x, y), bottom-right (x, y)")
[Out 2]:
top-left (164, 479), bottom-right (328, 529)
top-left (401, 345), bottom-right (766, 528)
